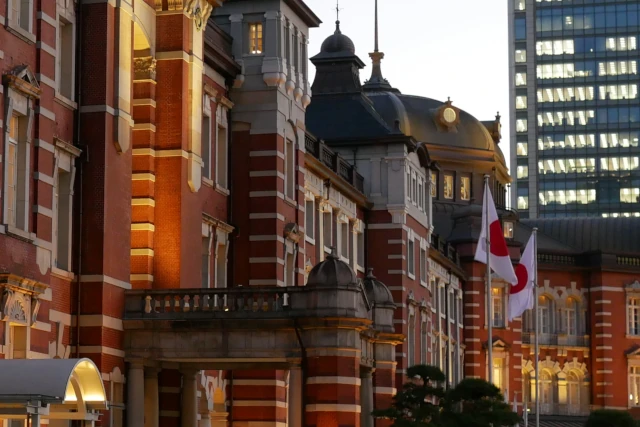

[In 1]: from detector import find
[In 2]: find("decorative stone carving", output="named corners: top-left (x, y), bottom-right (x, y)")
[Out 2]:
top-left (134, 57), bottom-right (157, 81)
top-left (0, 289), bottom-right (14, 320)
top-left (30, 297), bottom-right (40, 326)
top-left (7, 297), bottom-right (27, 324)
top-left (156, 0), bottom-right (214, 30)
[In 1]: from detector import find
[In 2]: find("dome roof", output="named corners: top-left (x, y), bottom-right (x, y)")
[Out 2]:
top-left (363, 268), bottom-right (394, 307)
top-left (320, 21), bottom-right (355, 55)
top-left (306, 250), bottom-right (358, 288)
top-left (365, 91), bottom-right (503, 158)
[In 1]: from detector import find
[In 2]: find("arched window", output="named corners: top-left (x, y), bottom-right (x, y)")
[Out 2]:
top-left (539, 295), bottom-right (553, 334)
top-left (565, 298), bottom-right (579, 335)
top-left (567, 371), bottom-right (581, 414)
top-left (539, 370), bottom-right (553, 413)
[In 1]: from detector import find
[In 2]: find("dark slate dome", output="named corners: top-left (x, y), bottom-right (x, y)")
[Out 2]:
top-left (306, 250), bottom-right (358, 288)
top-left (363, 268), bottom-right (394, 307)
top-left (320, 21), bottom-right (355, 55)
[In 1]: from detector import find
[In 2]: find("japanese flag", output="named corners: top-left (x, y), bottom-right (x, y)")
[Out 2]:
top-left (508, 233), bottom-right (535, 321)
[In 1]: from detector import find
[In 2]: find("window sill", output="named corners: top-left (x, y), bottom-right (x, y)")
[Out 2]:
top-left (356, 264), bottom-right (365, 274)
top-left (54, 93), bottom-right (78, 110)
top-left (420, 280), bottom-right (428, 288)
top-left (51, 266), bottom-right (75, 281)
top-left (215, 184), bottom-right (230, 196)
top-left (202, 177), bottom-right (214, 187)
top-left (284, 196), bottom-right (297, 208)
top-left (627, 334), bottom-right (640, 339)
top-left (408, 272), bottom-right (416, 280)
top-left (5, 225), bottom-right (34, 242)
top-left (6, 23), bottom-right (36, 44)
top-left (305, 236), bottom-right (315, 245)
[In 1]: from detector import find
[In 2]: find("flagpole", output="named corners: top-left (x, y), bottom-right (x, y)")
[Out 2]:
top-left (484, 174), bottom-right (493, 385)
top-left (533, 228), bottom-right (539, 427)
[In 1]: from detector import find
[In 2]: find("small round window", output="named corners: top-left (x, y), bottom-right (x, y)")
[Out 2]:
top-left (443, 107), bottom-right (457, 124)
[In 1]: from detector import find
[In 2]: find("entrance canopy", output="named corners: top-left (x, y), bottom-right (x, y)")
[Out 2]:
top-left (0, 358), bottom-right (107, 420)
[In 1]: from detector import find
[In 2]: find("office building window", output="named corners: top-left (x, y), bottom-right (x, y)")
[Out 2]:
top-left (460, 176), bottom-right (470, 201)
top-left (516, 118), bottom-right (527, 133)
top-left (444, 174), bottom-right (454, 199)
top-left (539, 295), bottom-right (552, 334)
top-left (514, 0), bottom-right (525, 11)
top-left (516, 95), bottom-right (527, 109)
top-left (621, 189), bottom-right (640, 204)
top-left (599, 84), bottom-right (638, 101)
top-left (598, 60), bottom-right (637, 76)
top-left (515, 49), bottom-right (526, 63)
top-left (516, 142), bottom-right (528, 156)
top-left (539, 190), bottom-right (596, 206)
top-left (407, 239), bottom-right (415, 277)
top-left (493, 358), bottom-right (505, 392)
top-left (538, 134), bottom-right (596, 151)
top-left (515, 18), bottom-right (526, 40)
top-left (249, 23), bottom-right (263, 54)
top-left (305, 198), bottom-right (315, 241)
top-left (57, 16), bottom-right (74, 100)
top-left (599, 132), bottom-right (639, 148)
top-left (517, 165), bottom-right (528, 179)
top-left (600, 157), bottom-right (640, 172)
top-left (518, 195), bottom-right (529, 211)
top-left (515, 72), bottom-right (527, 86)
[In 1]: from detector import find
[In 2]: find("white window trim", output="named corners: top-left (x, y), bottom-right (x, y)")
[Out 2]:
top-left (3, 97), bottom-right (33, 237)
top-left (337, 212), bottom-right (349, 263)
top-left (628, 361), bottom-right (640, 407)
top-left (214, 227), bottom-right (230, 288)
top-left (202, 94), bottom-right (213, 184)
top-left (352, 219), bottom-right (365, 273)
top-left (407, 237), bottom-right (416, 279)
top-left (202, 223), bottom-right (214, 288)
top-left (7, 0), bottom-right (35, 43)
top-left (304, 192), bottom-right (315, 244)
top-left (55, 9), bottom-right (77, 105)
top-left (52, 139), bottom-right (79, 274)
top-left (321, 203), bottom-right (333, 253)
top-left (628, 292), bottom-right (640, 336)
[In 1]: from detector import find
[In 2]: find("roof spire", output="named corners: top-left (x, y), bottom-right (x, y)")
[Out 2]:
top-left (335, 0), bottom-right (342, 33)
top-left (363, 0), bottom-right (396, 92)
top-left (374, 0), bottom-right (379, 52)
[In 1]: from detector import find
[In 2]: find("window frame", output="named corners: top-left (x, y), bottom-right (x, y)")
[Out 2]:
top-left (8, 0), bottom-right (35, 40)
top-left (202, 94), bottom-right (213, 182)
top-left (444, 173), bottom-right (454, 199)
top-left (215, 103), bottom-right (229, 190)
top-left (305, 194), bottom-right (315, 243)
top-left (460, 175), bottom-right (471, 201)
top-left (249, 22), bottom-right (264, 55)
top-left (284, 138), bottom-right (295, 200)
top-left (628, 296), bottom-right (640, 336)
top-left (407, 237), bottom-right (415, 278)
top-left (56, 13), bottom-right (76, 103)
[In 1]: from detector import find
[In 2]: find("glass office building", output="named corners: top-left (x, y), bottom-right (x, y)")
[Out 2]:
top-left (509, 0), bottom-right (640, 218)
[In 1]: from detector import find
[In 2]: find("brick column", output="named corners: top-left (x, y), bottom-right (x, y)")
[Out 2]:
top-left (230, 370), bottom-right (288, 425)
top-left (305, 351), bottom-right (361, 427)
top-left (591, 287), bottom-right (614, 408)
top-left (131, 56), bottom-right (157, 289)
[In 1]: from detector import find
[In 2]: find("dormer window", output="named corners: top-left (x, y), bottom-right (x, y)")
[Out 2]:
top-left (503, 221), bottom-right (514, 239)
top-left (249, 23), bottom-right (263, 54)
top-left (437, 99), bottom-right (461, 130)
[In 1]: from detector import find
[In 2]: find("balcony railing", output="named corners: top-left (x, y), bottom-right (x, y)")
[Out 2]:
top-left (522, 331), bottom-right (589, 347)
top-left (525, 402), bottom-right (590, 417)
top-left (430, 234), bottom-right (461, 266)
top-left (125, 287), bottom-right (292, 319)
top-left (305, 133), bottom-right (365, 194)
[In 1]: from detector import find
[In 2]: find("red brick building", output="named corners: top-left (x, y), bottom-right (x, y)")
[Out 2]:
top-left (1, 1), bottom-right (640, 427)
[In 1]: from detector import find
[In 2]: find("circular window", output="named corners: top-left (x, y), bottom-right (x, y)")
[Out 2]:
top-left (443, 107), bottom-right (457, 124)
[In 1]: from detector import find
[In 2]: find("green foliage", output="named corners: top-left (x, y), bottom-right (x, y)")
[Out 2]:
top-left (372, 365), bottom-right (521, 427)
top-left (585, 409), bottom-right (637, 427)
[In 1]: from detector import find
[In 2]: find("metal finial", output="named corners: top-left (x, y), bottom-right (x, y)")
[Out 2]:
top-left (374, 0), bottom-right (379, 52)
top-left (336, 0), bottom-right (341, 22)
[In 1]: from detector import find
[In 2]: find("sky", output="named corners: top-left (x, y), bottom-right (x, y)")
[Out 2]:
top-left (303, 0), bottom-right (511, 165)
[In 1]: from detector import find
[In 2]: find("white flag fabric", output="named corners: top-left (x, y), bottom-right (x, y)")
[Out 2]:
top-left (508, 233), bottom-right (536, 321)
top-left (474, 181), bottom-right (518, 285)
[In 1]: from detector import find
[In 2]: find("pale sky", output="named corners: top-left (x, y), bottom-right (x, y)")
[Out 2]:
top-left (304, 0), bottom-right (511, 165)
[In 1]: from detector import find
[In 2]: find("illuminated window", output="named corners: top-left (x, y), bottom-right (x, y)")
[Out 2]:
top-left (539, 189), bottom-right (596, 205)
top-left (536, 39), bottom-right (574, 55)
top-left (515, 49), bottom-right (526, 63)
top-left (514, 0), bottom-right (525, 11)
top-left (517, 165), bottom-right (528, 179)
top-left (605, 36), bottom-right (637, 52)
top-left (621, 188), bottom-right (640, 204)
top-left (539, 295), bottom-right (552, 333)
top-left (444, 174), bottom-right (454, 199)
top-left (9, 324), bottom-right (27, 359)
top-left (249, 23), bottom-right (263, 54)
top-left (517, 142), bottom-right (528, 156)
top-left (492, 288), bottom-right (504, 327)
top-left (599, 84), bottom-right (638, 100)
top-left (515, 72), bottom-right (527, 86)
top-left (503, 221), bottom-right (514, 239)
top-left (537, 86), bottom-right (595, 103)
top-left (629, 366), bottom-right (640, 406)
top-left (215, 232), bottom-right (229, 288)
top-left (565, 298), bottom-right (578, 336)
top-left (600, 132), bottom-right (640, 148)
top-left (600, 157), bottom-right (640, 171)
top-left (493, 358), bottom-right (505, 392)
top-left (430, 171), bottom-right (437, 197)
top-left (518, 195), bottom-right (529, 210)
top-left (629, 297), bottom-right (640, 335)
top-left (598, 60), bottom-right (638, 76)
top-left (516, 95), bottom-right (527, 109)
top-left (460, 176), bottom-right (471, 201)
top-left (516, 119), bottom-right (527, 133)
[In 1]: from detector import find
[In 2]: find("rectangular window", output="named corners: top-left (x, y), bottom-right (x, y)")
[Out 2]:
top-left (430, 171), bottom-right (437, 197)
top-left (630, 366), bottom-right (640, 406)
top-left (515, 18), bottom-right (526, 40)
top-left (460, 176), bottom-right (470, 201)
top-left (249, 23), bottom-right (263, 54)
top-left (216, 240), bottom-right (227, 288)
top-left (285, 249), bottom-right (295, 286)
top-left (516, 142), bottom-right (528, 156)
top-left (216, 124), bottom-right (228, 188)
top-left (621, 188), bottom-right (640, 204)
top-left (492, 288), bottom-right (504, 327)
top-left (202, 231), bottom-right (212, 288)
top-left (10, 0), bottom-right (32, 33)
top-left (420, 321), bottom-right (427, 364)
top-left (407, 239), bottom-right (415, 276)
top-left (444, 174), bottom-right (454, 199)
top-left (515, 95), bottom-right (527, 109)
top-left (357, 229), bottom-right (364, 267)
top-left (515, 49), bottom-right (526, 63)
top-left (514, 0), bottom-right (525, 11)
top-left (408, 314), bottom-right (415, 367)
top-left (285, 139), bottom-right (295, 199)
top-left (340, 221), bottom-right (349, 260)
top-left (629, 298), bottom-right (640, 335)
top-left (516, 118), bottom-right (527, 133)
top-left (503, 221), bottom-right (514, 239)
top-left (54, 168), bottom-right (72, 271)
top-left (111, 380), bottom-right (125, 427)
top-left (323, 211), bottom-right (332, 249)
top-left (493, 358), bottom-right (504, 392)
top-left (517, 165), bottom-right (528, 179)
top-left (305, 199), bottom-right (315, 240)
top-left (57, 17), bottom-right (74, 99)
top-left (201, 114), bottom-right (212, 180)
top-left (515, 72), bottom-right (527, 87)
top-left (5, 114), bottom-right (28, 231)
top-left (420, 248), bottom-right (427, 283)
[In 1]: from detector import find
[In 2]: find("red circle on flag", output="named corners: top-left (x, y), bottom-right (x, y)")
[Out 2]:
top-left (511, 264), bottom-right (528, 294)
top-left (489, 221), bottom-right (510, 257)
